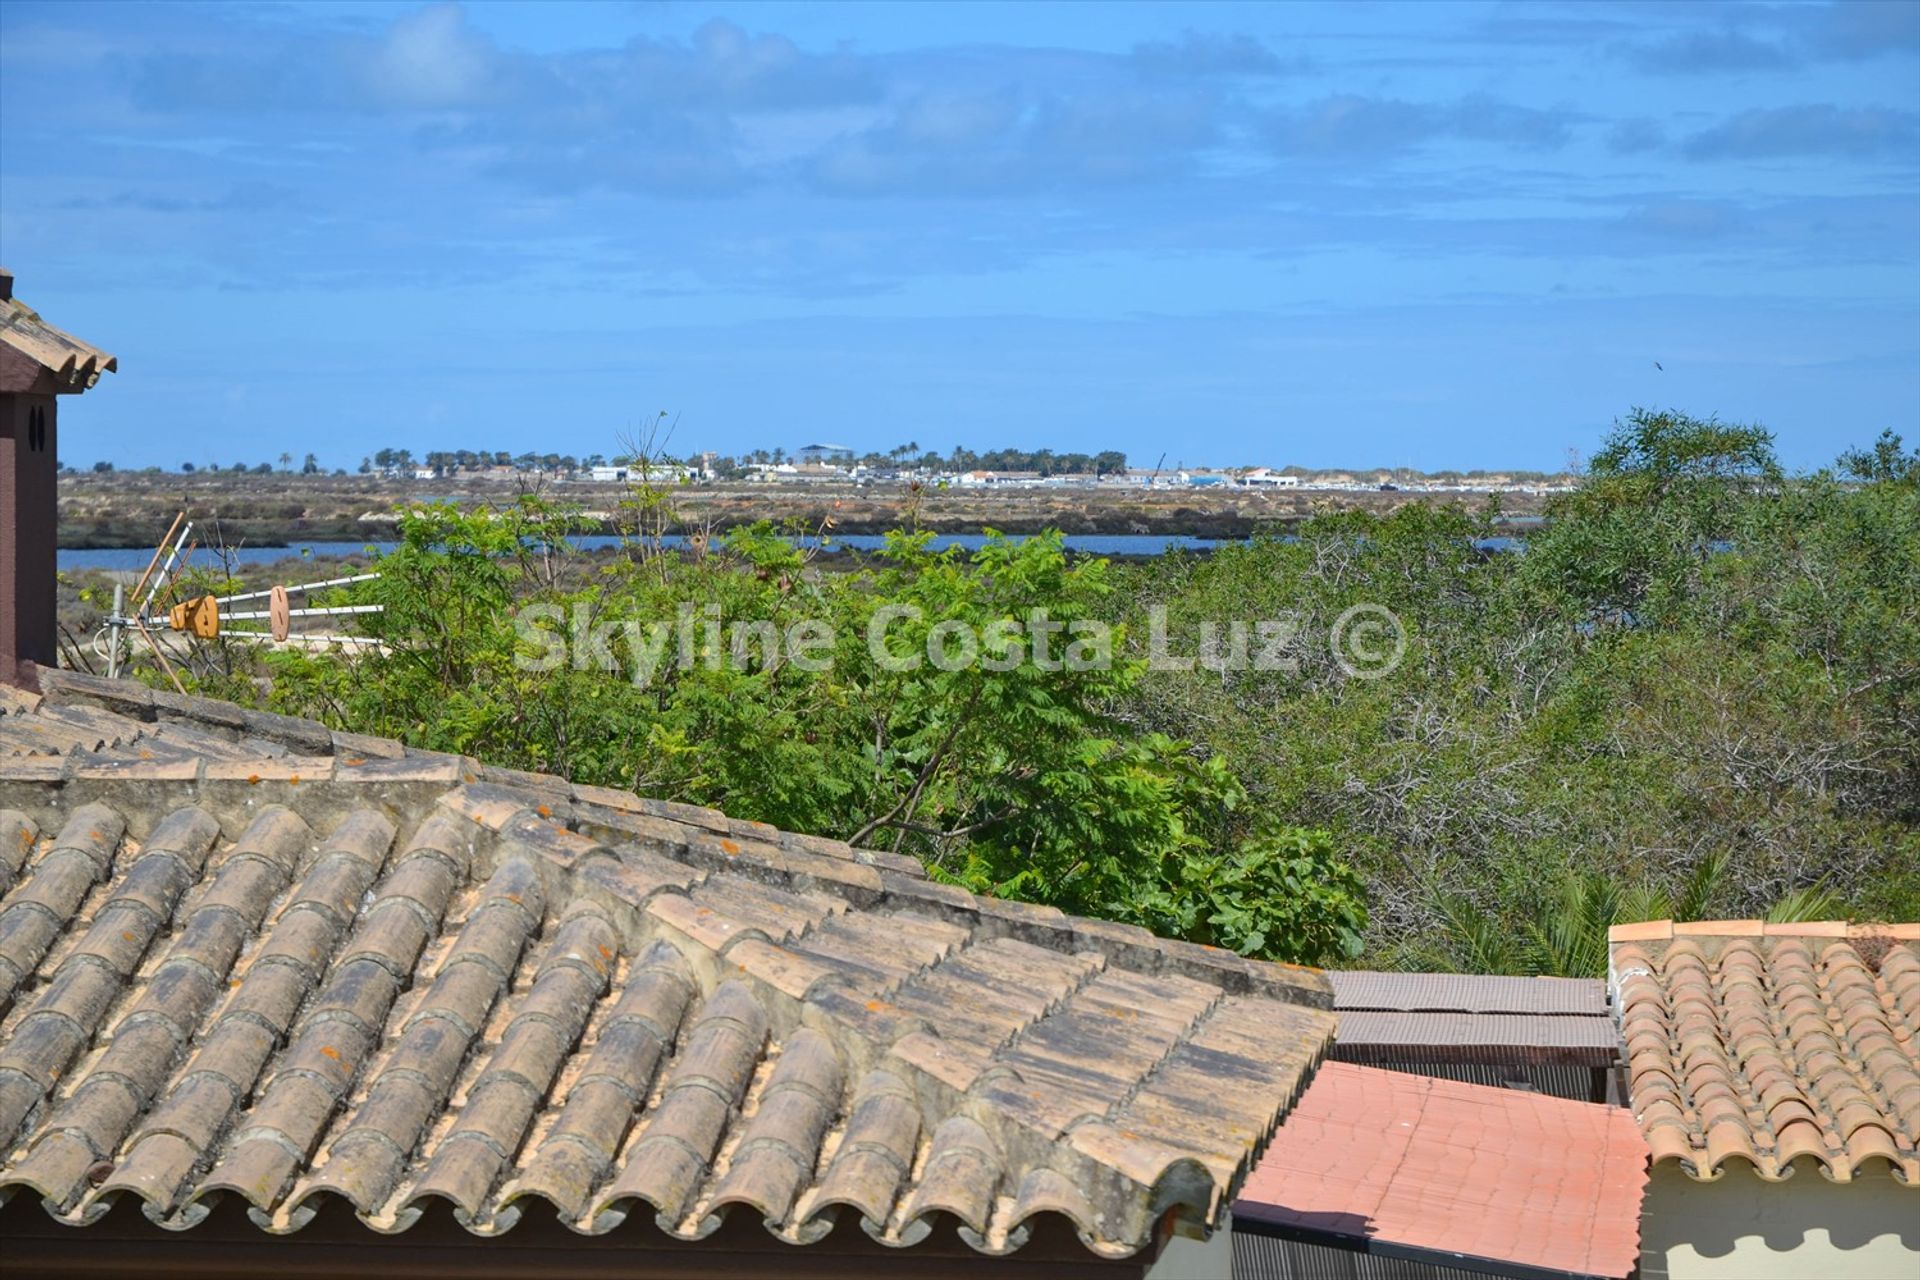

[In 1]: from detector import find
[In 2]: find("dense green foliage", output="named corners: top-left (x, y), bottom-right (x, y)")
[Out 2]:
top-left (232, 510), bottom-right (1365, 966)
top-left (157, 411), bottom-right (1918, 973)
top-left (1115, 412), bottom-right (1919, 967)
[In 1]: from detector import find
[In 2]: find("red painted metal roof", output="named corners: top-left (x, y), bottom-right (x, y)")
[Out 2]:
top-left (1235, 1061), bottom-right (1649, 1280)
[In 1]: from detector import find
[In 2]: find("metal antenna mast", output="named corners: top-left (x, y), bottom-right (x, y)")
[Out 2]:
top-left (94, 514), bottom-right (385, 681)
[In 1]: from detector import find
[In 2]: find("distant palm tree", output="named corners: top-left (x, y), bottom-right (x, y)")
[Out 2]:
top-left (278, 451), bottom-right (292, 471)
top-left (1417, 853), bottom-right (1846, 976)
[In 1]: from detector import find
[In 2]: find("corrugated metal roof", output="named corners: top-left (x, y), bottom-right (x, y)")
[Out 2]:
top-left (1334, 1011), bottom-right (1621, 1065)
top-left (1329, 969), bottom-right (1608, 1015)
top-left (0, 271), bottom-right (117, 392)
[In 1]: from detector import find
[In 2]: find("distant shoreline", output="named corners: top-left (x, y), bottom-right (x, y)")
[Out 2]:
top-left (57, 473), bottom-right (1546, 550)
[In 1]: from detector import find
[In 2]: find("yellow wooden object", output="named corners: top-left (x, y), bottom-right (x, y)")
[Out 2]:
top-left (167, 595), bottom-right (220, 638)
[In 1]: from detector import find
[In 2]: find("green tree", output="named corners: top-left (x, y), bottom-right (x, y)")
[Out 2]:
top-left (245, 508), bottom-right (1367, 963)
top-left (1519, 408), bottom-right (1781, 625)
top-left (147, 406), bottom-right (1919, 969)
top-left (1838, 429), bottom-right (1918, 487)
top-left (1125, 825), bottom-right (1366, 964)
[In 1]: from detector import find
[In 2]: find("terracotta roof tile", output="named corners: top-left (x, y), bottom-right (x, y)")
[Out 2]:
top-left (1610, 922), bottom-right (1920, 1188)
top-left (1671, 919), bottom-right (1766, 937)
top-left (1234, 1061), bottom-right (1648, 1279)
top-left (1606, 919), bottom-right (1674, 943)
top-left (0, 675), bottom-right (1338, 1258)
top-left (0, 281), bottom-right (116, 393)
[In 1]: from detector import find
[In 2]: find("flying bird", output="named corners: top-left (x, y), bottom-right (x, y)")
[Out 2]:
top-left (1654, 361), bottom-right (1664, 371)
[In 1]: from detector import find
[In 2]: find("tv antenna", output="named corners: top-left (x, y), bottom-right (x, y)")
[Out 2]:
top-left (93, 513), bottom-right (384, 686)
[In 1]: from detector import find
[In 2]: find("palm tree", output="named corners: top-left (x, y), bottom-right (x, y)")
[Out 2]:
top-left (278, 451), bottom-right (292, 471)
top-left (1419, 853), bottom-right (1847, 976)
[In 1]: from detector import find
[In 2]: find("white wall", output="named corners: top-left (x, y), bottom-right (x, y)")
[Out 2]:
top-left (1147, 1209), bottom-right (1232, 1280)
top-left (1640, 1162), bottom-right (1919, 1280)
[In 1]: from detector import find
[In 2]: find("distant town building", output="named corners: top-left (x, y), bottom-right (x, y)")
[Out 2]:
top-left (582, 462), bottom-right (705, 485)
top-left (745, 462), bottom-right (846, 483)
top-left (1240, 468), bottom-right (1300, 488)
top-left (796, 443), bottom-right (854, 464)
top-left (955, 470), bottom-right (1045, 487)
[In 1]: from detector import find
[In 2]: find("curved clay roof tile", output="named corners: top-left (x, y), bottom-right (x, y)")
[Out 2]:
top-left (1610, 922), bottom-right (1920, 1187)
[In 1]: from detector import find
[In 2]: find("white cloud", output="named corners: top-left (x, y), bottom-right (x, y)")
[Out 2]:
top-left (368, 4), bottom-right (501, 110)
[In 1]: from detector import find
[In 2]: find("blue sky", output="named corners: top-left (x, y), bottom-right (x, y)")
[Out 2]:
top-left (2, 1), bottom-right (1915, 471)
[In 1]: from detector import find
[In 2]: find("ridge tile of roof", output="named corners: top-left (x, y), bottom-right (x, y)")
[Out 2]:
top-left (0, 672), bottom-right (1337, 1259)
top-left (1609, 921), bottom-right (1920, 1188)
